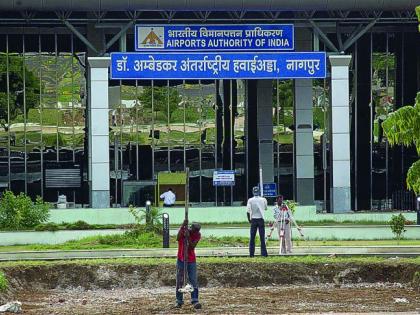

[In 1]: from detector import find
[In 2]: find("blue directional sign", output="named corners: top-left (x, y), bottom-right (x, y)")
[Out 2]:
top-left (213, 170), bottom-right (235, 186)
top-left (135, 24), bottom-right (294, 51)
top-left (263, 183), bottom-right (278, 197)
top-left (110, 52), bottom-right (326, 80)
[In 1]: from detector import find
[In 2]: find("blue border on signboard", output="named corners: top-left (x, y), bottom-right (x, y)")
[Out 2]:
top-left (134, 24), bottom-right (295, 52)
top-left (110, 51), bottom-right (326, 80)
top-left (263, 183), bottom-right (277, 197)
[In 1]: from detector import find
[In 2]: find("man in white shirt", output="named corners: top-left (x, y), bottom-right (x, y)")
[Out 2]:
top-left (246, 186), bottom-right (268, 257)
top-left (160, 188), bottom-right (176, 207)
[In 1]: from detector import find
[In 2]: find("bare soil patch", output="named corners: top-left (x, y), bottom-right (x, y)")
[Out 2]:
top-left (1, 261), bottom-right (419, 314)
top-left (14, 284), bottom-right (420, 314)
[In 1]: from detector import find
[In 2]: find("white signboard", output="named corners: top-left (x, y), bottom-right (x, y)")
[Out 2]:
top-left (213, 170), bottom-right (235, 186)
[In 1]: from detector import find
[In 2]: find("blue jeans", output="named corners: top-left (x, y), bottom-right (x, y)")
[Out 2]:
top-left (176, 259), bottom-right (199, 304)
top-left (249, 218), bottom-right (268, 257)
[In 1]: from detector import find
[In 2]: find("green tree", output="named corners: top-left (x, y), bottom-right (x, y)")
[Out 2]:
top-left (417, 5), bottom-right (420, 32)
top-left (138, 86), bottom-right (181, 120)
top-left (0, 54), bottom-right (40, 131)
top-left (272, 80), bottom-right (293, 126)
top-left (382, 93), bottom-right (420, 194)
top-left (382, 8), bottom-right (420, 195)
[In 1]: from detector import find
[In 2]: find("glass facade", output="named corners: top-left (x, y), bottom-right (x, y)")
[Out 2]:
top-left (0, 33), bottom-right (87, 205)
top-left (0, 26), bottom-right (417, 210)
top-left (110, 80), bottom-right (219, 206)
top-left (272, 80), bottom-right (295, 200)
top-left (371, 32), bottom-right (396, 209)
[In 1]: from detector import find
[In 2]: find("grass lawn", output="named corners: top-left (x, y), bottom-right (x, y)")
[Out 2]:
top-left (29, 219), bottom-right (404, 233)
top-left (1, 255), bottom-right (420, 268)
top-left (0, 232), bottom-right (419, 252)
top-left (201, 220), bottom-right (410, 227)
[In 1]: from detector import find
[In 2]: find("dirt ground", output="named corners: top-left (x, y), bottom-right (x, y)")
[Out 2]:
top-left (15, 283), bottom-right (420, 314)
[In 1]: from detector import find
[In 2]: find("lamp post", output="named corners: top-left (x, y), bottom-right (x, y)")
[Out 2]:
top-left (145, 200), bottom-right (152, 225)
top-left (162, 213), bottom-right (170, 248)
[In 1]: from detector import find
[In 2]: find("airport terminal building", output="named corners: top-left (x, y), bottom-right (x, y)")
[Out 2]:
top-left (0, 1), bottom-right (419, 212)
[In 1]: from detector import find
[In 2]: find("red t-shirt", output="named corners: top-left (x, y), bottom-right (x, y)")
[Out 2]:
top-left (177, 227), bottom-right (201, 263)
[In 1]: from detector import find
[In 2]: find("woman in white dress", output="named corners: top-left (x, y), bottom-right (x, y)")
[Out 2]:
top-left (273, 195), bottom-right (302, 254)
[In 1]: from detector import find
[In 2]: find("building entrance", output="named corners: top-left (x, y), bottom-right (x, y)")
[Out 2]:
top-left (105, 77), bottom-right (328, 208)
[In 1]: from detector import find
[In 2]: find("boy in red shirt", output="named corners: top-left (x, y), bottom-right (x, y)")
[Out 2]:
top-left (176, 219), bottom-right (201, 309)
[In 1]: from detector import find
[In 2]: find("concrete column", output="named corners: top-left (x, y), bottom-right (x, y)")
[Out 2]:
top-left (294, 79), bottom-right (314, 205)
top-left (257, 80), bottom-right (274, 184)
top-left (88, 57), bottom-right (111, 208)
top-left (245, 80), bottom-right (259, 198)
top-left (329, 55), bottom-right (352, 213)
top-left (294, 29), bottom-right (314, 205)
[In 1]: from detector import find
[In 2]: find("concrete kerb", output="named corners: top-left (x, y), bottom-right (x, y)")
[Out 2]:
top-left (48, 205), bottom-right (418, 225)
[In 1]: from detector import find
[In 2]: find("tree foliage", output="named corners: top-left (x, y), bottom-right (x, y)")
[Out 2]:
top-left (382, 93), bottom-right (420, 194)
top-left (0, 54), bottom-right (40, 131)
top-left (0, 191), bottom-right (50, 230)
top-left (138, 86), bottom-right (181, 120)
top-left (417, 5), bottom-right (420, 32)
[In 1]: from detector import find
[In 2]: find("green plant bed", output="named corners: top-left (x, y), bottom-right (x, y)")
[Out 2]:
top-left (0, 218), bottom-right (414, 232)
top-left (1, 234), bottom-right (420, 253)
top-left (34, 221), bottom-right (121, 232)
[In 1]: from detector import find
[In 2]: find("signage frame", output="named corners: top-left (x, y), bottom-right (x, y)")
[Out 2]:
top-left (134, 24), bottom-right (295, 52)
top-left (262, 183), bottom-right (278, 197)
top-left (110, 51), bottom-right (327, 80)
top-left (213, 170), bottom-right (236, 187)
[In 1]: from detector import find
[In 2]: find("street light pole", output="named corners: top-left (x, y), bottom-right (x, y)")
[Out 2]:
top-left (145, 200), bottom-right (152, 225)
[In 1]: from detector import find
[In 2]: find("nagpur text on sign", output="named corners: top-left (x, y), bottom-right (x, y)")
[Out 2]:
top-left (111, 52), bottom-right (326, 80)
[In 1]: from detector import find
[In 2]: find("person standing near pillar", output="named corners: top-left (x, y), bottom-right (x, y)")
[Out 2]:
top-left (247, 186), bottom-right (268, 257)
top-left (273, 195), bottom-right (302, 254)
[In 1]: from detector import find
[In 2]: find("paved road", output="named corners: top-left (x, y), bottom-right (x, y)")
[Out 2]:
top-left (0, 246), bottom-right (419, 261)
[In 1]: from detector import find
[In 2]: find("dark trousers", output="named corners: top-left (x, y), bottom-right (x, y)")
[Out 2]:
top-left (249, 218), bottom-right (268, 257)
top-left (176, 259), bottom-right (199, 304)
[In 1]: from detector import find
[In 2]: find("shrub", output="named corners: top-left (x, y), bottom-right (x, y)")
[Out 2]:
top-left (65, 220), bottom-right (92, 230)
top-left (34, 222), bottom-right (60, 232)
top-left (389, 213), bottom-right (406, 242)
top-left (20, 196), bottom-right (50, 228)
top-left (128, 205), bottom-right (163, 234)
top-left (0, 191), bottom-right (50, 230)
top-left (0, 191), bottom-right (21, 230)
top-left (0, 271), bottom-right (8, 292)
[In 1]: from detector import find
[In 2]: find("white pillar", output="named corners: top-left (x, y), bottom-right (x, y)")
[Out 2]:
top-left (88, 57), bottom-right (111, 208)
top-left (294, 79), bottom-right (314, 205)
top-left (329, 55), bottom-right (352, 213)
top-left (294, 29), bottom-right (314, 205)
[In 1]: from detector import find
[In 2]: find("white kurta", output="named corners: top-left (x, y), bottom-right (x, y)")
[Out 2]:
top-left (273, 204), bottom-right (298, 254)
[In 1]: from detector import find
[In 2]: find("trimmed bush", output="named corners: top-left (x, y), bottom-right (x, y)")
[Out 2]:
top-left (389, 213), bottom-right (406, 242)
top-left (0, 191), bottom-right (50, 230)
top-left (34, 222), bottom-right (60, 232)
